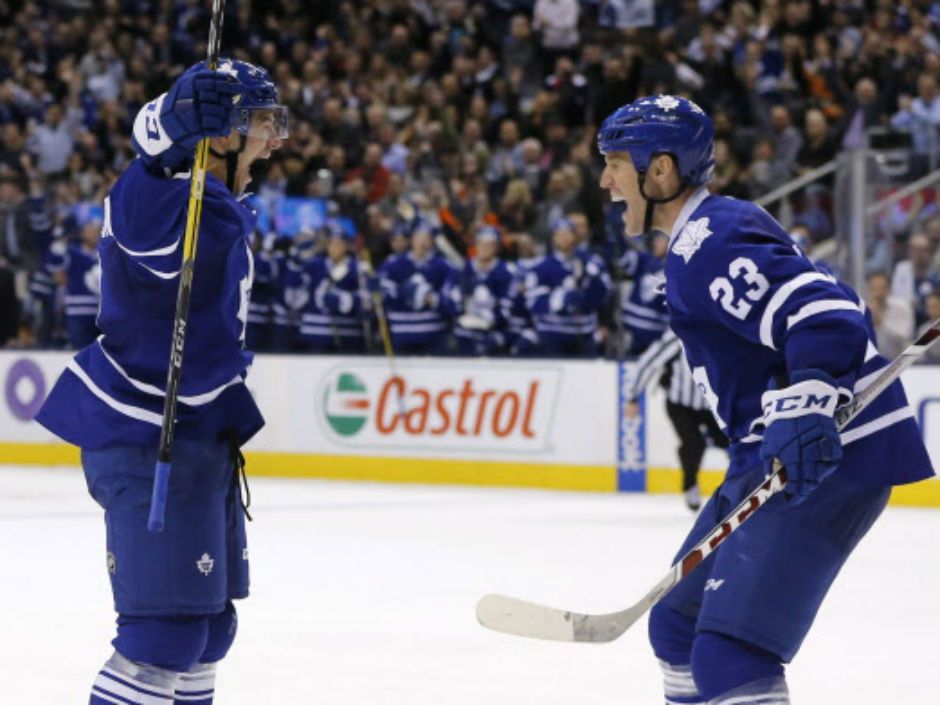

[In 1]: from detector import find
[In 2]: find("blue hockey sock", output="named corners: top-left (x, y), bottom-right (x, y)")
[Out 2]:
top-left (649, 605), bottom-right (704, 704)
top-left (90, 650), bottom-right (179, 705)
top-left (174, 662), bottom-right (216, 705)
top-left (691, 631), bottom-right (787, 703)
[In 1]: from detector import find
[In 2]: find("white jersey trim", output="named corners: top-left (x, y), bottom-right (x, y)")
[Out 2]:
top-left (97, 340), bottom-right (242, 406)
top-left (759, 271), bottom-right (833, 349)
top-left (67, 359), bottom-right (163, 426)
top-left (785, 299), bottom-right (862, 331)
top-left (841, 407), bottom-right (914, 446)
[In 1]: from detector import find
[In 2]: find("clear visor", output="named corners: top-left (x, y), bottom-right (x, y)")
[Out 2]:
top-left (232, 106), bottom-right (289, 140)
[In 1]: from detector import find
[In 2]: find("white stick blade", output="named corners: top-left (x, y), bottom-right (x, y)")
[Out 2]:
top-left (476, 594), bottom-right (577, 642)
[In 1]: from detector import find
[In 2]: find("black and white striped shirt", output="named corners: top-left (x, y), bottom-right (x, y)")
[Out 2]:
top-left (628, 328), bottom-right (708, 410)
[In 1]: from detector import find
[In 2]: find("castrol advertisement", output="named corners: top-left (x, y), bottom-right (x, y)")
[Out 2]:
top-left (245, 355), bottom-right (617, 464)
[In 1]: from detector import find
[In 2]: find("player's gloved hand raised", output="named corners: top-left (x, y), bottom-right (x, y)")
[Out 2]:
top-left (161, 69), bottom-right (243, 150)
top-left (759, 369), bottom-right (844, 503)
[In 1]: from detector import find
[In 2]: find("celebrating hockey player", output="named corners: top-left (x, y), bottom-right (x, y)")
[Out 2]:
top-left (524, 217), bottom-right (611, 357)
top-left (35, 59), bottom-right (286, 705)
top-left (295, 221), bottom-right (368, 353)
top-left (378, 219), bottom-right (461, 355)
top-left (598, 95), bottom-right (933, 705)
top-left (454, 225), bottom-right (514, 356)
top-left (617, 229), bottom-right (670, 354)
top-left (49, 217), bottom-right (102, 349)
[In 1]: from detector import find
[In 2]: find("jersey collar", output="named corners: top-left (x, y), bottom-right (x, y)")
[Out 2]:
top-left (668, 186), bottom-right (711, 247)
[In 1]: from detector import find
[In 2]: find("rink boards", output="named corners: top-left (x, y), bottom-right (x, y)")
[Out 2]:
top-left (1, 350), bottom-right (938, 507)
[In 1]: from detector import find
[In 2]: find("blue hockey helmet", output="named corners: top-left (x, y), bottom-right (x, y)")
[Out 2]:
top-left (475, 225), bottom-right (501, 243)
top-left (190, 58), bottom-right (289, 139)
top-left (597, 95), bottom-right (713, 187)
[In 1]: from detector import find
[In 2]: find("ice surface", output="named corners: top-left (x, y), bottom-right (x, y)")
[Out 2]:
top-left (1, 465), bottom-right (937, 704)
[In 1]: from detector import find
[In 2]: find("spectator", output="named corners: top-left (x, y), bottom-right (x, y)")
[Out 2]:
top-left (890, 71), bottom-right (940, 172)
top-left (796, 108), bottom-right (838, 172)
top-left (866, 271), bottom-right (915, 352)
top-left (533, 0), bottom-right (580, 76)
top-left (891, 233), bottom-right (940, 326)
top-left (918, 291), bottom-right (940, 364)
top-left (745, 138), bottom-right (791, 198)
top-left (838, 77), bottom-right (886, 150)
top-left (25, 65), bottom-right (85, 177)
top-left (0, 253), bottom-right (18, 346)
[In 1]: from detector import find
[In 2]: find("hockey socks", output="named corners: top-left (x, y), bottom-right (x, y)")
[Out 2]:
top-left (659, 660), bottom-right (705, 705)
top-left (690, 631), bottom-right (789, 705)
top-left (90, 651), bottom-right (179, 705)
top-left (174, 663), bottom-right (217, 704)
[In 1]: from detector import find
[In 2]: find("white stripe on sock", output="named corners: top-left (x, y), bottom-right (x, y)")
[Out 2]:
top-left (714, 692), bottom-right (789, 705)
top-left (94, 671), bottom-right (174, 705)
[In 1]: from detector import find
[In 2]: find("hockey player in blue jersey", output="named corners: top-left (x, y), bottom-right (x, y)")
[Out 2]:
top-left (50, 218), bottom-right (102, 349)
top-left (296, 221), bottom-right (368, 353)
top-left (35, 59), bottom-right (286, 705)
top-left (454, 226), bottom-right (514, 356)
top-left (618, 229), bottom-right (670, 354)
top-left (246, 233), bottom-right (278, 352)
top-left (378, 219), bottom-right (461, 354)
top-left (524, 218), bottom-right (611, 357)
top-left (598, 95), bottom-right (934, 705)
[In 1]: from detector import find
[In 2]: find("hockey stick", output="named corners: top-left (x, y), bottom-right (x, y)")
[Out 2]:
top-left (147, 0), bottom-right (226, 532)
top-left (360, 247), bottom-right (406, 418)
top-left (476, 316), bottom-right (940, 642)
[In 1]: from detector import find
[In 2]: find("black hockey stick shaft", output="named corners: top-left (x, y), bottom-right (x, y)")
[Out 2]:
top-left (477, 316), bottom-right (940, 642)
top-left (148, 0), bottom-right (227, 532)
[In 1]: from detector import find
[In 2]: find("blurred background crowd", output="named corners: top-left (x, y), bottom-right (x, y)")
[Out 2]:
top-left (1, 0), bottom-right (939, 362)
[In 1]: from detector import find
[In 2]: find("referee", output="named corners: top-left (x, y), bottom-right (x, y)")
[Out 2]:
top-left (626, 328), bottom-right (728, 510)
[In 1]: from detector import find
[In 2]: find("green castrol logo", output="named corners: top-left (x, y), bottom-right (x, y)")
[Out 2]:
top-left (323, 372), bottom-right (370, 436)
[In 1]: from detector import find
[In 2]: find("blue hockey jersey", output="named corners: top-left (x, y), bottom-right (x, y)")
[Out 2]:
top-left (664, 188), bottom-right (933, 487)
top-left (36, 160), bottom-right (264, 449)
top-left (379, 252), bottom-right (460, 347)
top-left (618, 247), bottom-right (669, 354)
top-left (52, 242), bottom-right (101, 320)
top-left (524, 252), bottom-right (611, 343)
top-left (504, 256), bottom-right (539, 355)
top-left (296, 253), bottom-right (367, 350)
top-left (454, 258), bottom-right (514, 355)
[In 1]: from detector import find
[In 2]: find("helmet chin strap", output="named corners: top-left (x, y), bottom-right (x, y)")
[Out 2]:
top-left (636, 158), bottom-right (688, 234)
top-left (209, 134), bottom-right (248, 193)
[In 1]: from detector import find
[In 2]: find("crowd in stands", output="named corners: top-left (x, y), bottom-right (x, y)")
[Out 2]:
top-left (1, 0), bottom-right (940, 361)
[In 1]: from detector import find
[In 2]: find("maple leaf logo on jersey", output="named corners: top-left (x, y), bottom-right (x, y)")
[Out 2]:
top-left (672, 217), bottom-right (712, 263)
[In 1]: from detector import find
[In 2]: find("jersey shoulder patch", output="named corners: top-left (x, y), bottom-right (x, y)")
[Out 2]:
top-left (672, 216), bottom-right (713, 263)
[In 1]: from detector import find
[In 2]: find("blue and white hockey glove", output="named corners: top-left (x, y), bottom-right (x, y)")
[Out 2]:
top-left (759, 369), bottom-right (844, 503)
top-left (161, 69), bottom-right (244, 150)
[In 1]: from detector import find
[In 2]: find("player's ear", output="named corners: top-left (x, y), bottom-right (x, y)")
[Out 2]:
top-left (652, 153), bottom-right (673, 179)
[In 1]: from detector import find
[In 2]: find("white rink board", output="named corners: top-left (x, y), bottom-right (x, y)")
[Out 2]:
top-left (2, 350), bottom-right (939, 482)
top-left (0, 351), bottom-right (617, 466)
top-left (244, 354), bottom-right (617, 464)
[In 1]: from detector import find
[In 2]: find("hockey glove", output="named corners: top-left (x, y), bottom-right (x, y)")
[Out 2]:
top-left (759, 369), bottom-right (844, 503)
top-left (161, 69), bottom-right (244, 150)
top-left (323, 288), bottom-right (354, 314)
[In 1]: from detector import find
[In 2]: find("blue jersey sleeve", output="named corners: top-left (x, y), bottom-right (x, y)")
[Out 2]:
top-left (679, 203), bottom-right (869, 393)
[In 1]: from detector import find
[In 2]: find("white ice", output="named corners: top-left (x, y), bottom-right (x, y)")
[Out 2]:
top-left (1, 465), bottom-right (938, 704)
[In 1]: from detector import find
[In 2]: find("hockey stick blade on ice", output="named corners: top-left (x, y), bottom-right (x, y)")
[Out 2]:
top-left (476, 317), bottom-right (940, 643)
